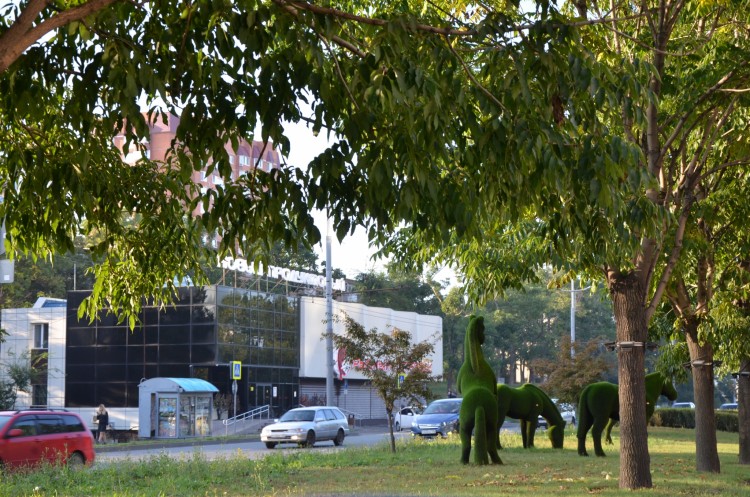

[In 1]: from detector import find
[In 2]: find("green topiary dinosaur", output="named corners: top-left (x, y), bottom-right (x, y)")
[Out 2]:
top-left (459, 387), bottom-right (502, 465)
top-left (456, 315), bottom-right (501, 465)
top-left (457, 315), bottom-right (496, 396)
top-left (577, 372), bottom-right (677, 457)
top-left (496, 383), bottom-right (565, 449)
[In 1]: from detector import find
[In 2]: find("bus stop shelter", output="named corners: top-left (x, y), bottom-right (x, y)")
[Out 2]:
top-left (138, 377), bottom-right (219, 439)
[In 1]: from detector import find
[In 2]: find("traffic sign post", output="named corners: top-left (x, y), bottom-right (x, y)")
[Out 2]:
top-left (397, 373), bottom-right (406, 389)
top-left (230, 362), bottom-right (241, 434)
top-left (231, 361), bottom-right (242, 380)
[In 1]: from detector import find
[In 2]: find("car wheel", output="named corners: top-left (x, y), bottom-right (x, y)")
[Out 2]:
top-left (333, 429), bottom-right (345, 446)
top-left (303, 430), bottom-right (316, 448)
top-left (394, 421), bottom-right (401, 431)
top-left (67, 452), bottom-right (85, 468)
top-left (265, 442), bottom-right (277, 449)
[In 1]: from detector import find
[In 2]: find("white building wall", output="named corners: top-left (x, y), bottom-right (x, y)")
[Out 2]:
top-left (0, 300), bottom-right (66, 408)
top-left (299, 297), bottom-right (443, 380)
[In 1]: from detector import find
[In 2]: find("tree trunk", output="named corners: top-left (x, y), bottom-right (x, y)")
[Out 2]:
top-left (740, 358), bottom-right (750, 465)
top-left (685, 322), bottom-right (721, 472)
top-left (386, 408), bottom-right (396, 453)
top-left (609, 272), bottom-right (652, 489)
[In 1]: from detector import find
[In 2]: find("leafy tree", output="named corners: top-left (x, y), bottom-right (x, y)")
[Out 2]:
top-left (3, 0), bottom-right (750, 488)
top-left (380, 2), bottom-right (750, 487)
top-left (533, 336), bottom-right (613, 405)
top-left (479, 274), bottom-right (616, 385)
top-left (0, 247), bottom-right (96, 308)
top-left (213, 393), bottom-right (233, 421)
top-left (440, 287), bottom-right (471, 395)
top-left (330, 313), bottom-right (439, 453)
top-left (650, 160), bottom-right (750, 468)
top-left (0, 350), bottom-right (44, 409)
top-left (0, 380), bottom-right (15, 410)
top-left (353, 263), bottom-right (443, 315)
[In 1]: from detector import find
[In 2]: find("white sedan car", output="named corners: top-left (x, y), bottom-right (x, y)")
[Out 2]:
top-left (260, 406), bottom-right (349, 449)
top-left (556, 402), bottom-right (577, 426)
top-left (538, 400), bottom-right (577, 429)
top-left (392, 406), bottom-right (421, 431)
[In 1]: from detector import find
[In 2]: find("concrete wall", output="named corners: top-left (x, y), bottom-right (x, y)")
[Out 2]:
top-left (299, 297), bottom-right (443, 381)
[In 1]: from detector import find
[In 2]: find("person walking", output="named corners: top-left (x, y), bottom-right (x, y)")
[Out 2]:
top-left (96, 404), bottom-right (109, 444)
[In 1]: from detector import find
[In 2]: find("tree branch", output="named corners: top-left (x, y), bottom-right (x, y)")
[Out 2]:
top-left (443, 35), bottom-right (506, 113)
top-left (660, 64), bottom-right (749, 162)
top-left (0, 0), bottom-right (120, 73)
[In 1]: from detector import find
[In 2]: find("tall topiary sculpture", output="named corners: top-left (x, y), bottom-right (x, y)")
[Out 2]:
top-left (577, 372), bottom-right (677, 456)
top-left (457, 315), bottom-right (502, 465)
top-left (496, 383), bottom-right (566, 449)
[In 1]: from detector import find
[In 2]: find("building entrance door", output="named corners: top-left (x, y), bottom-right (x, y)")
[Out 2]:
top-left (252, 383), bottom-right (272, 411)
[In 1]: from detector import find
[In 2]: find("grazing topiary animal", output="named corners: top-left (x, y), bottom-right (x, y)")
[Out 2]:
top-left (496, 383), bottom-right (566, 449)
top-left (456, 315), bottom-right (501, 465)
top-left (577, 372), bottom-right (677, 457)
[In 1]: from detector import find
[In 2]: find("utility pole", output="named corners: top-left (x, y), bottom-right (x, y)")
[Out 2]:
top-left (570, 279), bottom-right (576, 357)
top-left (325, 231), bottom-right (335, 406)
top-left (569, 279), bottom-right (591, 358)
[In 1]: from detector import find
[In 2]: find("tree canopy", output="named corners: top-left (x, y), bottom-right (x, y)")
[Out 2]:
top-left (3, 0), bottom-right (750, 489)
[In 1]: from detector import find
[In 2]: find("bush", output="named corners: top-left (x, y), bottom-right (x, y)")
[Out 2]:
top-left (651, 408), bottom-right (738, 432)
top-left (715, 411), bottom-right (739, 432)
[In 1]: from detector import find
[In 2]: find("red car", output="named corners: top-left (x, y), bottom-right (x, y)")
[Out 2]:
top-left (0, 409), bottom-right (95, 470)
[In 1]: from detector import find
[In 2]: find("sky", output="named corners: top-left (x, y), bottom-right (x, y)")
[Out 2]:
top-left (282, 119), bottom-right (389, 279)
top-left (282, 119), bottom-right (457, 287)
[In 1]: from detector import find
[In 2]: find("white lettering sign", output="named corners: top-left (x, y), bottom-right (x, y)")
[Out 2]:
top-left (219, 257), bottom-right (347, 292)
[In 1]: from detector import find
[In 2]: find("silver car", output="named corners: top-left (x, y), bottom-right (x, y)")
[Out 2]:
top-left (260, 406), bottom-right (349, 449)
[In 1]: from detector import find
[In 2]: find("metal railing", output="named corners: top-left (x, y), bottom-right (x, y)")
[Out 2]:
top-left (222, 405), bottom-right (271, 435)
top-left (335, 407), bottom-right (364, 428)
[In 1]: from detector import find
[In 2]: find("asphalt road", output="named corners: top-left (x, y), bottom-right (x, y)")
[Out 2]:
top-left (94, 422), bottom-right (523, 465)
top-left (94, 427), bottom-right (407, 464)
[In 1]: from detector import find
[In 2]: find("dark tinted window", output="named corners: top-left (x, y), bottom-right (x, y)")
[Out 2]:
top-left (97, 346), bottom-right (127, 363)
top-left (161, 306), bottom-right (191, 325)
top-left (62, 414), bottom-right (86, 432)
top-left (160, 345), bottom-right (190, 363)
top-left (159, 327), bottom-right (188, 344)
top-left (37, 415), bottom-right (63, 434)
top-left (10, 416), bottom-right (37, 437)
top-left (66, 384), bottom-right (97, 406)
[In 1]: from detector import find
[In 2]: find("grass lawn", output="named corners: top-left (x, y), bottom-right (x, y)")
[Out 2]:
top-left (1, 427), bottom-right (747, 496)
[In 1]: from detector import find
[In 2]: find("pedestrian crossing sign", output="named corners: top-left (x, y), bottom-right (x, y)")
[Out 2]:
top-left (231, 361), bottom-right (242, 380)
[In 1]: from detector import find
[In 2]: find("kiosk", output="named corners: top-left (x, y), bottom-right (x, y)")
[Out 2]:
top-left (138, 378), bottom-right (219, 439)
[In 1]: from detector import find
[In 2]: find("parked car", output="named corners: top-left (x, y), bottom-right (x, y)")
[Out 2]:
top-left (538, 400), bottom-right (576, 429)
top-left (557, 401), bottom-right (577, 426)
top-left (260, 406), bottom-right (349, 449)
top-left (0, 409), bottom-right (95, 470)
top-left (392, 406), bottom-right (421, 431)
top-left (672, 401), bottom-right (696, 409)
top-left (411, 398), bottom-right (462, 437)
top-left (718, 403), bottom-right (738, 410)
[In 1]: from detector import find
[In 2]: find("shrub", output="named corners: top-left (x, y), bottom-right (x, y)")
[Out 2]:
top-left (651, 408), bottom-right (738, 432)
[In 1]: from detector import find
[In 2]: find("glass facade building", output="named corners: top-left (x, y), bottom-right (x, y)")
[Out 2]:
top-left (65, 286), bottom-right (301, 416)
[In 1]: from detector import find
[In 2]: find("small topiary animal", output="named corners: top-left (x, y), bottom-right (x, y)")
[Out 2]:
top-left (577, 372), bottom-right (677, 457)
top-left (496, 383), bottom-right (565, 449)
